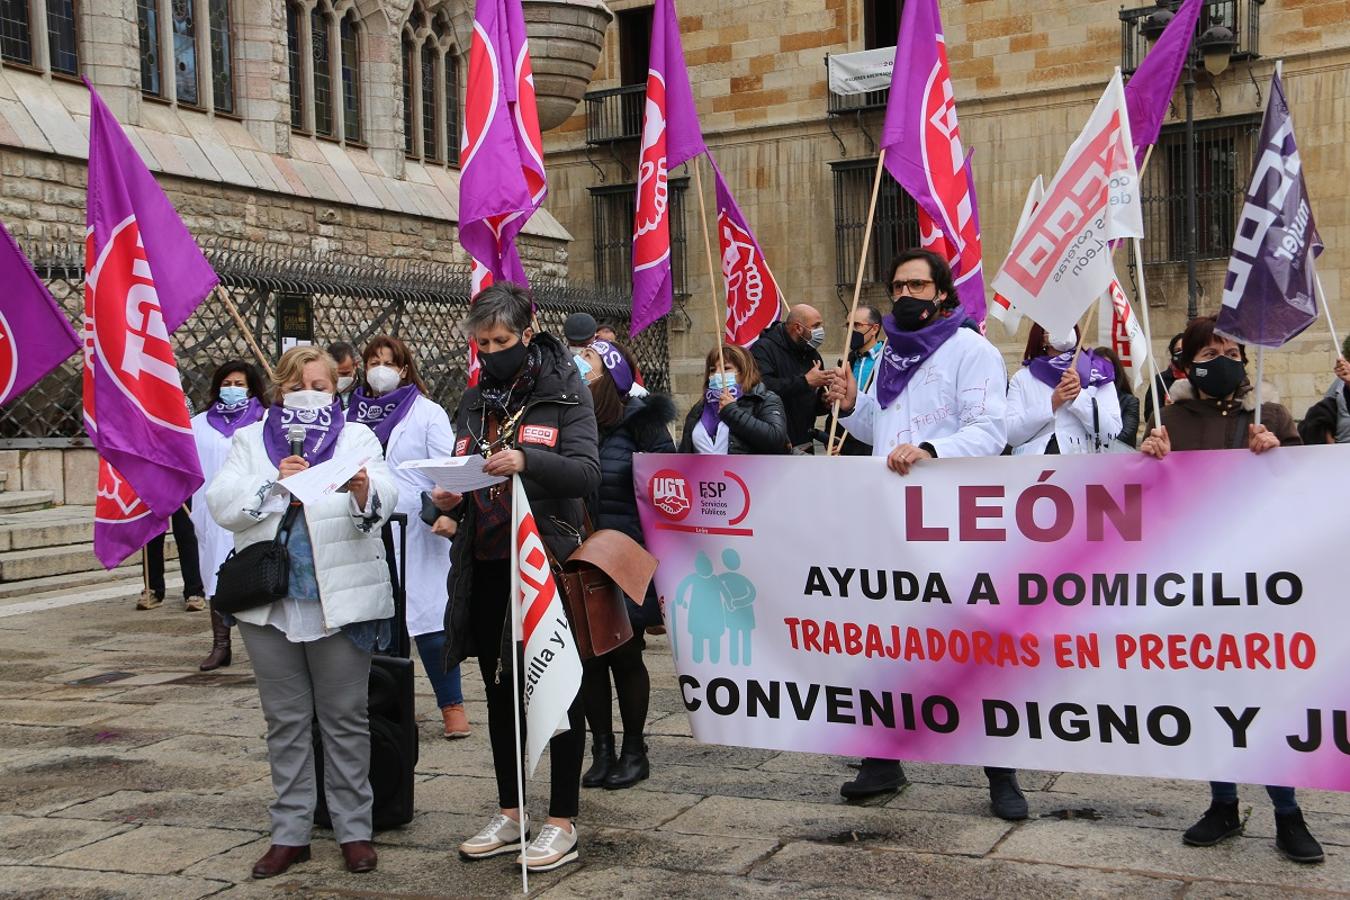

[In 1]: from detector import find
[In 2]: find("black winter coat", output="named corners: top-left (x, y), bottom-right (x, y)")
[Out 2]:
top-left (593, 393), bottom-right (677, 544)
top-left (678, 384), bottom-right (790, 455)
top-left (750, 322), bottom-right (826, 447)
top-left (442, 333), bottom-right (601, 670)
top-left (1117, 389), bottom-right (1141, 448)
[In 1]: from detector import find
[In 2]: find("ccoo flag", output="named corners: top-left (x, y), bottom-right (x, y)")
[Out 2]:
top-left (84, 82), bottom-right (214, 568)
top-left (459, 0), bottom-right (547, 287)
top-left (0, 222), bottom-right (80, 406)
top-left (880, 0), bottom-right (985, 324)
top-left (710, 157), bottom-right (781, 346)
top-left (988, 174), bottom-right (1044, 336)
top-left (509, 475), bottom-right (583, 775)
top-left (1123, 0), bottom-right (1203, 169)
top-left (631, 0), bottom-right (707, 335)
top-left (991, 70), bottom-right (1142, 338)
top-left (1216, 70), bottom-right (1321, 348)
top-left (1097, 278), bottom-right (1151, 389)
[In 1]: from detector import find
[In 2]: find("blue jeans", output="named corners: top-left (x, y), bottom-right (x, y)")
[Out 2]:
top-left (413, 630), bottom-right (463, 708)
top-left (1210, 782), bottom-right (1298, 815)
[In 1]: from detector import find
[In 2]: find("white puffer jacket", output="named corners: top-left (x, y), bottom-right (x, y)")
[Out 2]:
top-left (206, 417), bottom-right (398, 630)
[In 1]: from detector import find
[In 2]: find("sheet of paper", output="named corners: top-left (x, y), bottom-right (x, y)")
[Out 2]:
top-left (399, 456), bottom-right (506, 494)
top-left (277, 451), bottom-right (373, 506)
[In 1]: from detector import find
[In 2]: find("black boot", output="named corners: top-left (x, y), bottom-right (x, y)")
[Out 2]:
top-left (840, 758), bottom-right (905, 800)
top-left (1275, 809), bottom-right (1324, 863)
top-left (198, 606), bottom-right (232, 671)
top-left (604, 735), bottom-right (649, 789)
top-left (1182, 800), bottom-right (1242, 846)
top-left (986, 769), bottom-right (1029, 820)
top-left (581, 734), bottom-right (616, 789)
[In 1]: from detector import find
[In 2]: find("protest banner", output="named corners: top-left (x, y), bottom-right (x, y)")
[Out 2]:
top-left (633, 450), bottom-right (1350, 792)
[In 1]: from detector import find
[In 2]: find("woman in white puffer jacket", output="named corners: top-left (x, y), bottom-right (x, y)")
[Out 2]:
top-left (207, 345), bottom-right (397, 881)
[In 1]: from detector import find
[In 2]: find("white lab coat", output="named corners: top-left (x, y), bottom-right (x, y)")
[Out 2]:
top-left (189, 410), bottom-right (255, 597)
top-left (380, 394), bottom-right (457, 637)
top-left (1006, 366), bottom-right (1123, 455)
top-left (840, 327), bottom-right (1008, 459)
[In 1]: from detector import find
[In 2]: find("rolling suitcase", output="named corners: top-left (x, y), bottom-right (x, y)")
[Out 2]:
top-left (315, 512), bottom-right (419, 831)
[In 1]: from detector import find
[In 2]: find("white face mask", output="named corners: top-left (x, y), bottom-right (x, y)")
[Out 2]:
top-left (807, 326), bottom-right (826, 350)
top-left (283, 389), bottom-right (334, 410)
top-left (336, 375), bottom-right (355, 393)
top-left (366, 365), bottom-right (402, 395)
top-left (1046, 332), bottom-right (1078, 353)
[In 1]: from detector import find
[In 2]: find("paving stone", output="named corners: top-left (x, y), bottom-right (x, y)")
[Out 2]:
top-left (585, 824), bottom-right (778, 875)
top-left (43, 822), bottom-right (258, 874)
top-left (536, 864), bottom-right (879, 899)
top-left (0, 865), bottom-right (230, 899)
top-left (0, 814), bottom-right (131, 864)
top-left (51, 786), bottom-right (274, 833)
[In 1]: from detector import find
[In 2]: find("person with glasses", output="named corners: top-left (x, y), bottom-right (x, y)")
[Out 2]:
top-left (829, 306), bottom-right (886, 456)
top-left (826, 249), bottom-right (1026, 821)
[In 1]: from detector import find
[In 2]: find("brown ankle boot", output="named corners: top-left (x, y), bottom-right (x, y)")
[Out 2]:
top-left (199, 606), bottom-right (232, 671)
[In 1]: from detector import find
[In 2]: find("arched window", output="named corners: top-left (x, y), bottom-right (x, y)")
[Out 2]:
top-left (340, 12), bottom-right (360, 143)
top-left (137, 0), bottom-right (234, 112)
top-left (420, 40), bottom-right (436, 161)
top-left (287, 1), bottom-right (361, 143)
top-left (311, 4), bottom-right (332, 136)
top-left (46, 0), bottom-right (78, 75)
top-left (402, 34), bottom-right (415, 155)
top-left (1, 0), bottom-right (79, 75)
top-left (402, 3), bottom-right (461, 167)
top-left (444, 47), bottom-right (459, 165)
top-left (286, 2), bottom-right (302, 128)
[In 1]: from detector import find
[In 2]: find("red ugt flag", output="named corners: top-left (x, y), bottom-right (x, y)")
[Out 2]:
top-left (84, 82), bottom-right (216, 568)
top-left (710, 158), bottom-right (780, 346)
top-left (0, 223), bottom-right (80, 406)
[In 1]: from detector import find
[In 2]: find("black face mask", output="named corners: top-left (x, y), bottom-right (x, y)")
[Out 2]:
top-left (892, 298), bottom-right (938, 331)
top-left (849, 330), bottom-right (866, 353)
top-left (1189, 355), bottom-right (1246, 399)
top-left (479, 340), bottom-right (530, 384)
top-left (1170, 350), bottom-right (1184, 368)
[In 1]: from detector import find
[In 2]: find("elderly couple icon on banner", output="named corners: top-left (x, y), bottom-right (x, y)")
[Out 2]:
top-left (668, 549), bottom-right (757, 666)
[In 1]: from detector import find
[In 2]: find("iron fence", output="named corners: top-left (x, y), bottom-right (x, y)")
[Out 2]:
top-left (584, 84), bottom-right (646, 145)
top-left (830, 157), bottom-right (920, 300)
top-left (1120, 0), bottom-right (1263, 75)
top-left (1, 242), bottom-right (669, 446)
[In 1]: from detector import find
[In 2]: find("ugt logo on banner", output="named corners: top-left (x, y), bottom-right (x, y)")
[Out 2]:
top-left (647, 464), bottom-right (752, 537)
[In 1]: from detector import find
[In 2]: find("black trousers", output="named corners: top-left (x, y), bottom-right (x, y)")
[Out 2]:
top-left (580, 634), bottom-right (650, 739)
top-left (470, 560), bottom-right (585, 819)
top-left (146, 504), bottom-right (204, 599)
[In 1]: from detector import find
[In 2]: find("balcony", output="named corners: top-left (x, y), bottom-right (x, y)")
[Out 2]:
top-left (825, 48), bottom-right (892, 117)
top-left (584, 83), bottom-right (646, 145)
top-left (1120, 0), bottom-right (1263, 75)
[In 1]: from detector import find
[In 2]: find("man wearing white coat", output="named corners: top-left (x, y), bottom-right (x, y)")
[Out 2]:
top-left (347, 336), bottom-right (468, 739)
top-left (827, 248), bottom-right (1028, 821)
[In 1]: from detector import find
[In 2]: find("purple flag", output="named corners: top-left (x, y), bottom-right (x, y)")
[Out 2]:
top-left (1124, 0), bottom-right (1203, 169)
top-left (1216, 71), bottom-right (1321, 349)
top-left (709, 157), bottom-right (781, 346)
top-left (459, 0), bottom-right (547, 287)
top-left (0, 222), bottom-right (79, 406)
top-left (880, 0), bottom-right (985, 324)
top-left (84, 82), bottom-right (213, 568)
top-left (631, 0), bottom-right (707, 335)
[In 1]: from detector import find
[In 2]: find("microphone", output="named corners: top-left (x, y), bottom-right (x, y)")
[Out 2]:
top-left (287, 424), bottom-right (306, 458)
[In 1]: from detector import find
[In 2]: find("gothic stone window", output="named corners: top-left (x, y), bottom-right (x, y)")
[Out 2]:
top-left (286, 0), bottom-right (363, 143)
top-left (403, 2), bottom-right (460, 166)
top-left (2, 0), bottom-right (79, 76)
top-left (136, 0), bottom-right (234, 112)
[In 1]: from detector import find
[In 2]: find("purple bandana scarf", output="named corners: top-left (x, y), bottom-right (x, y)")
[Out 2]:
top-left (263, 402), bottom-right (345, 466)
top-left (589, 340), bottom-right (635, 395)
top-left (700, 383), bottom-right (742, 437)
top-left (875, 311), bottom-right (963, 410)
top-left (347, 383), bottom-right (420, 446)
top-left (1025, 350), bottom-right (1115, 391)
top-left (205, 396), bottom-right (264, 438)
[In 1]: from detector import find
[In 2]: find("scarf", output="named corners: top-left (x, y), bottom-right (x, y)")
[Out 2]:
top-left (262, 402), bottom-right (345, 466)
top-left (479, 342), bottom-right (544, 418)
top-left (1025, 350), bottom-right (1116, 390)
top-left (347, 383), bottom-right (420, 446)
top-left (205, 396), bottom-right (264, 438)
top-left (875, 311), bottom-right (963, 409)
top-left (700, 384), bottom-right (742, 437)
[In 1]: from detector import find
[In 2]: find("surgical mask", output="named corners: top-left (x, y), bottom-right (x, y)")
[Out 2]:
top-left (1046, 331), bottom-right (1078, 353)
top-left (337, 375), bottom-right (355, 393)
top-left (806, 326), bottom-right (826, 350)
top-left (218, 386), bottom-right (248, 406)
top-left (1188, 355), bottom-right (1246, 399)
top-left (366, 365), bottom-right (402, 395)
top-left (892, 298), bottom-right (938, 331)
top-left (479, 340), bottom-right (530, 383)
top-left (283, 389), bottom-right (334, 410)
top-left (573, 354), bottom-right (593, 379)
top-left (708, 371), bottom-right (738, 392)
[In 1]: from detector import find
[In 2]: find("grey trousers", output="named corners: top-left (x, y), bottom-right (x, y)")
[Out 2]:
top-left (238, 622), bottom-right (373, 845)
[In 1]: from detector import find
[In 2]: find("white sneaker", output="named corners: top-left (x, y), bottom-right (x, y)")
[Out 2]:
top-left (459, 812), bottom-right (529, 860)
top-left (518, 821), bottom-right (579, 872)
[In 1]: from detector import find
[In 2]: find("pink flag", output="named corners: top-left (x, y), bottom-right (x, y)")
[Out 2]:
top-left (880, 0), bottom-right (985, 323)
top-left (631, 0), bottom-right (707, 335)
top-left (84, 83), bottom-right (214, 568)
top-left (459, 0), bottom-right (547, 287)
top-left (1124, 0), bottom-right (1203, 169)
top-left (0, 222), bottom-right (80, 406)
top-left (1098, 278), bottom-right (1151, 389)
top-left (710, 158), bottom-right (780, 346)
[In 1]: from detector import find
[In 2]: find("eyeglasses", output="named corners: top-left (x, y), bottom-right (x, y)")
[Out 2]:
top-left (891, 278), bottom-right (936, 296)
top-left (851, 322), bottom-right (876, 331)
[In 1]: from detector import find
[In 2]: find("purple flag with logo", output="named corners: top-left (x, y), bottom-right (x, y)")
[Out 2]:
top-left (879, 0), bottom-right (985, 323)
top-left (459, 0), bottom-right (547, 287)
top-left (0, 222), bottom-right (79, 406)
top-left (1123, 0), bottom-right (1203, 168)
top-left (709, 157), bottom-right (781, 346)
top-left (631, 0), bottom-right (707, 335)
top-left (1216, 72), bottom-right (1321, 349)
top-left (85, 82), bottom-right (214, 568)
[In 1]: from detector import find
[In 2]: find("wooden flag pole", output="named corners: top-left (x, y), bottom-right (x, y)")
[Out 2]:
top-left (826, 147), bottom-right (888, 456)
top-left (1314, 269), bottom-right (1341, 359)
top-left (215, 286), bottom-right (273, 379)
top-left (1131, 236), bottom-right (1166, 434)
top-left (693, 154), bottom-right (727, 379)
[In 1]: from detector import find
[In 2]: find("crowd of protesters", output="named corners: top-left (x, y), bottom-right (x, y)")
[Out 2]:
top-left (158, 252), bottom-right (1345, 880)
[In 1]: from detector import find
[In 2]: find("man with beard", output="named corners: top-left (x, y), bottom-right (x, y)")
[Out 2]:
top-left (751, 304), bottom-right (834, 453)
top-left (826, 249), bottom-right (1027, 821)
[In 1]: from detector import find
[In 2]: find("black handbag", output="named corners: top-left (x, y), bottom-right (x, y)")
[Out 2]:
top-left (213, 504), bottom-right (301, 615)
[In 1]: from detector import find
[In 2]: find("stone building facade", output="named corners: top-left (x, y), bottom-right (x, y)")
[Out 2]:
top-left (542, 0), bottom-right (1350, 422)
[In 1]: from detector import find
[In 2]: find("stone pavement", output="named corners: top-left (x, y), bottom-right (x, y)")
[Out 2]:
top-left (0, 582), bottom-right (1346, 899)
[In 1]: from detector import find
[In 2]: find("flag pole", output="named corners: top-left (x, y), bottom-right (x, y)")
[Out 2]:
top-left (1254, 345), bottom-right (1265, 428)
top-left (1314, 269), bottom-right (1341, 358)
top-left (214, 286), bottom-right (273, 379)
top-left (1131, 237), bottom-right (1166, 433)
top-left (508, 475), bottom-right (529, 895)
top-left (693, 154), bottom-right (727, 379)
top-left (826, 147), bottom-right (888, 456)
